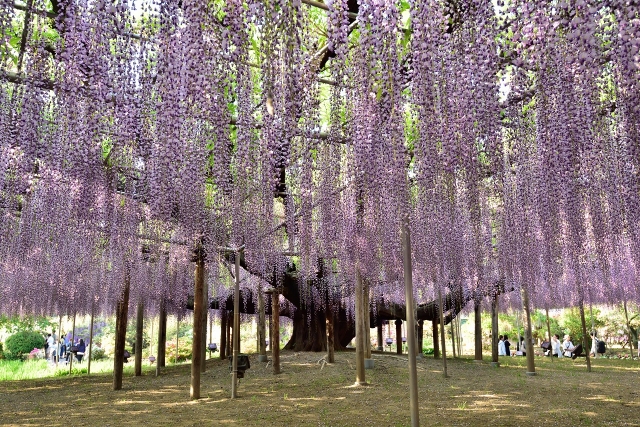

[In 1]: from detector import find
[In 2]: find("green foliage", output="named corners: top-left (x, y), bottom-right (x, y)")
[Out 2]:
top-left (166, 338), bottom-right (192, 363)
top-left (4, 331), bottom-right (45, 360)
top-left (0, 342), bottom-right (4, 360)
top-left (91, 346), bottom-right (107, 361)
top-left (0, 359), bottom-right (49, 381)
top-left (422, 347), bottom-right (434, 355)
top-left (0, 315), bottom-right (56, 335)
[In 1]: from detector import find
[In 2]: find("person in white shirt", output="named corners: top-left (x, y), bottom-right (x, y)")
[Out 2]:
top-left (46, 334), bottom-right (55, 360)
top-left (498, 335), bottom-right (506, 356)
top-left (551, 334), bottom-right (563, 358)
top-left (563, 335), bottom-right (575, 357)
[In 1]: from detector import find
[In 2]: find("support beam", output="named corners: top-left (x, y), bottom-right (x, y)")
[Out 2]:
top-left (87, 304), bottom-right (95, 375)
top-left (417, 320), bottom-right (424, 356)
top-left (113, 274), bottom-right (131, 390)
top-left (395, 319), bottom-right (403, 355)
top-left (474, 299), bottom-right (482, 361)
top-left (491, 294), bottom-right (499, 366)
top-left (271, 290), bottom-right (281, 374)
top-left (401, 220), bottom-right (420, 427)
top-left (201, 279), bottom-right (208, 373)
top-left (135, 302), bottom-right (143, 376)
top-left (432, 319), bottom-right (440, 358)
top-left (258, 287), bottom-right (267, 362)
top-left (438, 286), bottom-right (448, 378)
top-left (326, 304), bottom-right (335, 363)
top-left (521, 285), bottom-right (536, 376)
top-left (157, 301), bottom-right (167, 371)
top-left (377, 322), bottom-right (384, 351)
top-left (355, 268), bottom-right (366, 385)
top-left (190, 252), bottom-right (205, 399)
top-left (231, 248), bottom-right (243, 398)
top-left (220, 310), bottom-right (227, 360)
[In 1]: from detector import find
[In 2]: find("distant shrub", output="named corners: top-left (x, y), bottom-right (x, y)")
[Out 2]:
top-left (423, 347), bottom-right (434, 355)
top-left (0, 342), bottom-right (4, 359)
top-left (166, 338), bottom-right (192, 362)
top-left (5, 332), bottom-right (45, 360)
top-left (91, 346), bottom-right (106, 360)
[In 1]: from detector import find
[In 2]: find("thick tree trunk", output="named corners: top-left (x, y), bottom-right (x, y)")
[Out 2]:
top-left (474, 300), bottom-right (482, 361)
top-left (135, 302), bottom-right (143, 376)
top-left (284, 303), bottom-right (353, 351)
top-left (113, 275), bottom-right (130, 390)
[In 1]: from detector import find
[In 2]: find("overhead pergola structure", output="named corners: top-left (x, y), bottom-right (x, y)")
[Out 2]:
top-left (1, 0), bottom-right (639, 411)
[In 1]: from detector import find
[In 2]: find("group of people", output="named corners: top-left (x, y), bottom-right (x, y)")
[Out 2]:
top-left (44, 333), bottom-right (86, 363)
top-left (497, 332), bottom-right (606, 359)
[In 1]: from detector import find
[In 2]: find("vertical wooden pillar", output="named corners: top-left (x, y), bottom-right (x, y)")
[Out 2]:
top-left (450, 320), bottom-right (457, 358)
top-left (87, 303), bottom-right (95, 375)
top-left (377, 322), bottom-right (384, 351)
top-left (231, 249), bottom-right (242, 398)
top-left (271, 290), bottom-right (281, 374)
top-left (157, 301), bottom-right (167, 370)
top-left (175, 317), bottom-right (179, 364)
top-left (226, 311), bottom-right (232, 358)
top-left (69, 312), bottom-right (76, 374)
top-left (432, 319), bottom-right (440, 358)
top-left (474, 299), bottom-right (482, 361)
top-left (355, 268), bottom-right (366, 385)
top-left (438, 286), bottom-right (448, 377)
top-left (491, 294), bottom-right (499, 365)
top-left (220, 310), bottom-right (227, 360)
top-left (417, 320), bottom-right (424, 355)
top-left (395, 319), bottom-right (403, 355)
top-left (258, 287), bottom-right (267, 362)
top-left (201, 278), bottom-right (208, 373)
top-left (364, 281), bottom-right (372, 361)
top-left (135, 302), bottom-right (144, 377)
top-left (191, 253), bottom-right (205, 399)
top-left (521, 285), bottom-right (536, 376)
top-left (113, 275), bottom-right (131, 390)
top-left (579, 298), bottom-right (592, 372)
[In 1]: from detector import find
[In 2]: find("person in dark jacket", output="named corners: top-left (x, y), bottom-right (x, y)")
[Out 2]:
top-left (76, 339), bottom-right (86, 362)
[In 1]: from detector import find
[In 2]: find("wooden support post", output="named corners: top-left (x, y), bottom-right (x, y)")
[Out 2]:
top-left (175, 317), bottom-right (179, 364)
top-left (135, 302), bottom-right (143, 377)
top-left (521, 285), bottom-right (536, 376)
top-left (157, 301), bottom-right (167, 372)
top-left (432, 319), bottom-right (440, 359)
top-left (377, 322), bottom-right (384, 351)
top-left (417, 320), bottom-right (424, 356)
top-left (220, 310), bottom-right (227, 360)
top-left (69, 312), bottom-right (76, 374)
top-left (355, 268), bottom-right (366, 385)
top-left (271, 290), bottom-right (281, 374)
top-left (395, 319), bottom-right (403, 355)
top-left (624, 300), bottom-right (634, 359)
top-left (545, 306), bottom-right (552, 363)
top-left (450, 320), bottom-right (457, 358)
top-left (56, 315), bottom-right (62, 368)
top-left (438, 286), bottom-right (448, 378)
top-left (474, 299), bottom-right (482, 361)
top-left (491, 294), bottom-right (499, 366)
top-left (113, 275), bottom-right (131, 390)
top-left (191, 252), bottom-right (205, 399)
top-left (226, 311), bottom-right (232, 358)
top-left (231, 248), bottom-right (243, 398)
top-left (258, 287), bottom-right (267, 362)
top-left (364, 280), bottom-right (372, 362)
top-left (201, 277), bottom-right (208, 373)
top-left (579, 298), bottom-right (592, 372)
top-left (401, 220), bottom-right (420, 427)
top-left (88, 303), bottom-right (95, 375)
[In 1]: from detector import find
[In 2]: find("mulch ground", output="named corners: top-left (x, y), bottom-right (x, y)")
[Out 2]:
top-left (1, 350), bottom-right (639, 426)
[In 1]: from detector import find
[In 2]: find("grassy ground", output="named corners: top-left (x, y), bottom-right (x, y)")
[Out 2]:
top-left (0, 351), bottom-right (638, 427)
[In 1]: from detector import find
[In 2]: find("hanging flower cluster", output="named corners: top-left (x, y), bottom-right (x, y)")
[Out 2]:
top-left (0, 0), bottom-right (639, 324)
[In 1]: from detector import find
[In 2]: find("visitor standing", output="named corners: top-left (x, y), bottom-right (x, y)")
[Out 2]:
top-left (498, 335), bottom-right (506, 356)
top-left (76, 339), bottom-right (86, 362)
top-left (46, 334), bottom-right (55, 360)
top-left (503, 335), bottom-right (511, 356)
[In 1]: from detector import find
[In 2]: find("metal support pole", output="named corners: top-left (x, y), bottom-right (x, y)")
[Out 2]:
top-left (401, 220), bottom-right (420, 427)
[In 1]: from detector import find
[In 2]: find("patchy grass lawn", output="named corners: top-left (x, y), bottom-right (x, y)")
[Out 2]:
top-left (0, 351), bottom-right (638, 426)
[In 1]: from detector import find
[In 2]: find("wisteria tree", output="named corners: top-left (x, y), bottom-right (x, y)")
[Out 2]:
top-left (1, 0), bottom-right (639, 393)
